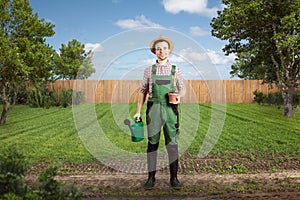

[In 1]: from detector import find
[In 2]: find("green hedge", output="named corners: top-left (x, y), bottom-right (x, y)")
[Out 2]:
top-left (27, 86), bottom-right (84, 108)
top-left (253, 90), bottom-right (300, 107)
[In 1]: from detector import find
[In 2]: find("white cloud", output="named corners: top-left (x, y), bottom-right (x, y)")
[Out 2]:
top-left (137, 48), bottom-right (235, 67)
top-left (84, 43), bottom-right (104, 52)
top-left (137, 58), bottom-right (156, 66)
top-left (172, 48), bottom-right (235, 65)
top-left (162, 0), bottom-right (219, 17)
top-left (115, 15), bottom-right (163, 29)
top-left (190, 26), bottom-right (209, 36)
top-left (206, 49), bottom-right (236, 65)
top-left (169, 55), bottom-right (185, 63)
top-left (178, 48), bottom-right (208, 63)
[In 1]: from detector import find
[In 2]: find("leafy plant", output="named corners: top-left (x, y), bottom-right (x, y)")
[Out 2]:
top-left (58, 89), bottom-right (84, 107)
top-left (27, 85), bottom-right (58, 108)
top-left (0, 146), bottom-right (28, 198)
top-left (253, 90), bottom-right (267, 104)
top-left (37, 166), bottom-right (82, 200)
top-left (59, 89), bottom-right (73, 108)
top-left (253, 90), bottom-right (300, 108)
top-left (0, 146), bottom-right (82, 199)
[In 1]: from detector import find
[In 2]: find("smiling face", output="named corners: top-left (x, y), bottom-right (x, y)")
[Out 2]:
top-left (154, 41), bottom-right (170, 62)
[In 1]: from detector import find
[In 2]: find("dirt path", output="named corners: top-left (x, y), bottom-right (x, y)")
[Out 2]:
top-left (24, 154), bottom-right (300, 199)
top-left (26, 168), bottom-right (300, 199)
top-left (50, 171), bottom-right (299, 199)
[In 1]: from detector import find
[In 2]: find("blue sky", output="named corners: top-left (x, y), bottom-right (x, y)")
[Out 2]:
top-left (30, 0), bottom-right (236, 80)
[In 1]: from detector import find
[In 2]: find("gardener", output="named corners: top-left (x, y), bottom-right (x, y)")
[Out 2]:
top-left (134, 35), bottom-right (186, 189)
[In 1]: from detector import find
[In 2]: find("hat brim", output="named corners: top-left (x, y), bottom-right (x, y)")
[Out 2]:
top-left (150, 35), bottom-right (174, 54)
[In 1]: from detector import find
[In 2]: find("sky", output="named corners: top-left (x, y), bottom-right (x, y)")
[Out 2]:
top-left (29, 0), bottom-right (236, 80)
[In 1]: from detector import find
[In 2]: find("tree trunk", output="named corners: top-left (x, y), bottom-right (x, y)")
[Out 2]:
top-left (283, 86), bottom-right (294, 117)
top-left (0, 82), bottom-right (10, 125)
top-left (0, 102), bottom-right (9, 125)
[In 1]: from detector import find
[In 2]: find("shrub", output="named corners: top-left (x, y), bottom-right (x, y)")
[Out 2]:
top-left (253, 90), bottom-right (300, 107)
top-left (0, 146), bottom-right (82, 200)
top-left (72, 90), bottom-right (84, 105)
top-left (253, 90), bottom-right (267, 104)
top-left (16, 87), bottom-right (28, 105)
top-left (0, 146), bottom-right (28, 198)
top-left (37, 166), bottom-right (82, 200)
top-left (27, 84), bottom-right (84, 108)
top-left (266, 92), bottom-right (283, 106)
top-left (59, 89), bottom-right (73, 108)
top-left (27, 85), bottom-right (58, 108)
top-left (293, 91), bottom-right (300, 107)
top-left (59, 89), bottom-right (84, 107)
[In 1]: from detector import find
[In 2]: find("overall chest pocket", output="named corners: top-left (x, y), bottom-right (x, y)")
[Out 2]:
top-left (155, 80), bottom-right (171, 85)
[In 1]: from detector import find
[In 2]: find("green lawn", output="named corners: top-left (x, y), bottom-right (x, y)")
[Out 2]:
top-left (0, 103), bottom-right (299, 165)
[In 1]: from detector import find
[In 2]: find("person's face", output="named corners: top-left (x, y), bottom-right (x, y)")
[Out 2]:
top-left (154, 41), bottom-right (170, 61)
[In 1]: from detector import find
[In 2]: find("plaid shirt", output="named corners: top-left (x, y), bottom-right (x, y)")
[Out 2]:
top-left (140, 61), bottom-right (185, 98)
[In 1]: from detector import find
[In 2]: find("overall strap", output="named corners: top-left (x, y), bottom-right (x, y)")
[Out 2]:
top-left (171, 65), bottom-right (176, 76)
top-left (171, 65), bottom-right (176, 92)
top-left (152, 64), bottom-right (176, 75)
top-left (152, 64), bottom-right (156, 75)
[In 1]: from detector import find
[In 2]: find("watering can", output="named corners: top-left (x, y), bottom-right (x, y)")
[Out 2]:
top-left (124, 118), bottom-right (144, 142)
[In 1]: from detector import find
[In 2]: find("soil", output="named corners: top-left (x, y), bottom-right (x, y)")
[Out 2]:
top-left (25, 153), bottom-right (300, 199)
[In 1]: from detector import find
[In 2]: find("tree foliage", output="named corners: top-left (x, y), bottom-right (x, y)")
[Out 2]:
top-left (0, 0), bottom-right (55, 124)
top-left (54, 39), bottom-right (95, 80)
top-left (211, 0), bottom-right (300, 117)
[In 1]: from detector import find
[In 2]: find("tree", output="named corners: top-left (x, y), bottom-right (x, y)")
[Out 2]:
top-left (211, 0), bottom-right (300, 117)
top-left (54, 39), bottom-right (95, 80)
top-left (0, 0), bottom-right (55, 124)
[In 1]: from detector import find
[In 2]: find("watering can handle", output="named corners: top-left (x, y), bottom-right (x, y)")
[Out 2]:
top-left (135, 117), bottom-right (142, 122)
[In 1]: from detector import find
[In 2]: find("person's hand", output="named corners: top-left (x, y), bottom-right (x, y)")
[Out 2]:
top-left (175, 95), bottom-right (181, 104)
top-left (133, 113), bottom-right (141, 121)
top-left (172, 94), bottom-right (181, 104)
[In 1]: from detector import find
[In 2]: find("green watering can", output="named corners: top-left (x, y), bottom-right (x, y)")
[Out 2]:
top-left (124, 118), bottom-right (144, 142)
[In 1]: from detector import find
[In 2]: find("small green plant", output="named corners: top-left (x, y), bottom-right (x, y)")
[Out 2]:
top-left (248, 153), bottom-right (256, 162)
top-left (37, 165), bottom-right (82, 200)
top-left (232, 164), bottom-right (248, 174)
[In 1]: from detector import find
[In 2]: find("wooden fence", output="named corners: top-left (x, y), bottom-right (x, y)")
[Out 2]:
top-left (48, 80), bottom-right (282, 103)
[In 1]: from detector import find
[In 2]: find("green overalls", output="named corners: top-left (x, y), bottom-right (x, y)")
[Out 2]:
top-left (146, 64), bottom-right (179, 145)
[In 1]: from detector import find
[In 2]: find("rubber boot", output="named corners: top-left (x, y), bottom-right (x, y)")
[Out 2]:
top-left (144, 142), bottom-right (158, 189)
top-left (169, 159), bottom-right (181, 189)
top-left (167, 144), bottom-right (181, 189)
top-left (144, 171), bottom-right (156, 189)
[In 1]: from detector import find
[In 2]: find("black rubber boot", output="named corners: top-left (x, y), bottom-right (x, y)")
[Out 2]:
top-left (144, 171), bottom-right (156, 189)
top-left (167, 144), bottom-right (181, 189)
top-left (144, 142), bottom-right (158, 189)
top-left (169, 159), bottom-right (181, 189)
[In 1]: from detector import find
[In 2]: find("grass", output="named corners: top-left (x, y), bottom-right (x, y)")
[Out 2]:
top-left (0, 103), bottom-right (299, 165)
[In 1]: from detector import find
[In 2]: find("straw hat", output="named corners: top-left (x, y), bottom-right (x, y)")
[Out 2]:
top-left (150, 35), bottom-right (174, 54)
